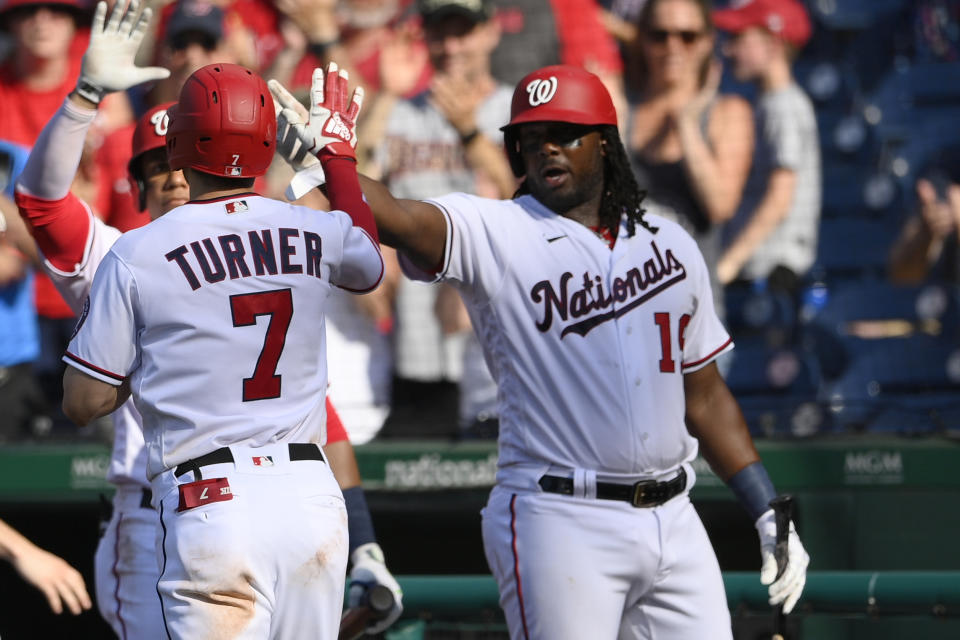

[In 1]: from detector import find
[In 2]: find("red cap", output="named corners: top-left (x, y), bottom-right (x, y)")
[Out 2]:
top-left (502, 65), bottom-right (617, 131)
top-left (712, 0), bottom-right (812, 48)
top-left (0, 0), bottom-right (90, 22)
top-left (129, 103), bottom-right (175, 175)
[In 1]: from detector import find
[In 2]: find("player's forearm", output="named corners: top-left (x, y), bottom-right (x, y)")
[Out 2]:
top-left (684, 365), bottom-right (760, 481)
top-left (324, 439), bottom-right (362, 490)
top-left (355, 174), bottom-right (446, 270)
top-left (62, 367), bottom-right (130, 426)
top-left (16, 96), bottom-right (97, 201)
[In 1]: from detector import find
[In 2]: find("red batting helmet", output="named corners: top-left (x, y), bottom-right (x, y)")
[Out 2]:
top-left (166, 63), bottom-right (276, 178)
top-left (500, 65), bottom-right (618, 177)
top-left (0, 0), bottom-right (90, 25)
top-left (128, 102), bottom-right (175, 211)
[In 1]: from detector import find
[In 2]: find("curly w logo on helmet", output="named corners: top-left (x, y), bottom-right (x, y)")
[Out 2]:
top-left (526, 76), bottom-right (558, 106)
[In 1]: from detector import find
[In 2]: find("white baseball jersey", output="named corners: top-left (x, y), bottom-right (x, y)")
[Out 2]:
top-left (65, 194), bottom-right (383, 480)
top-left (402, 193), bottom-right (732, 486)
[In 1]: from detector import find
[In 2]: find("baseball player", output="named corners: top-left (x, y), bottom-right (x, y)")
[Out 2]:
top-left (275, 64), bottom-right (810, 639)
top-left (50, 18), bottom-right (378, 640)
top-left (16, 4), bottom-right (401, 637)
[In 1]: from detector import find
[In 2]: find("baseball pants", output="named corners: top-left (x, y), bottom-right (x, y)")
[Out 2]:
top-left (94, 484), bottom-right (164, 639)
top-left (481, 483), bottom-right (732, 640)
top-left (153, 443), bottom-right (348, 640)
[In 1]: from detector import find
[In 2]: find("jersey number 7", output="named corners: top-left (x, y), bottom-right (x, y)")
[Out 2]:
top-left (230, 289), bottom-right (293, 401)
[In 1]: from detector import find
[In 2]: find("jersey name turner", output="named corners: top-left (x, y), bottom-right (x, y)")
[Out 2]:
top-left (165, 227), bottom-right (325, 291)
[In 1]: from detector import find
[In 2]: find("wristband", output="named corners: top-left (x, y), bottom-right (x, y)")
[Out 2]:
top-left (459, 129), bottom-right (480, 146)
top-left (343, 486), bottom-right (377, 556)
top-left (75, 79), bottom-right (106, 106)
top-left (727, 461), bottom-right (777, 521)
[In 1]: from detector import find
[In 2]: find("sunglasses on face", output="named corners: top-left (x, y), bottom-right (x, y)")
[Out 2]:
top-left (645, 28), bottom-right (702, 45)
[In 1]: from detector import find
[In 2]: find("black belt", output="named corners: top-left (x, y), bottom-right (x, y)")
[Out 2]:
top-left (538, 467), bottom-right (686, 508)
top-left (140, 488), bottom-right (153, 509)
top-left (174, 443), bottom-right (324, 479)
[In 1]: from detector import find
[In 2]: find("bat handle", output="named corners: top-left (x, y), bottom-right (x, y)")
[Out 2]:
top-left (338, 584), bottom-right (395, 640)
top-left (769, 495), bottom-right (794, 640)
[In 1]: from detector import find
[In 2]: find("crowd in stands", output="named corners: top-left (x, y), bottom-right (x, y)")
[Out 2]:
top-left (0, 0), bottom-right (958, 446)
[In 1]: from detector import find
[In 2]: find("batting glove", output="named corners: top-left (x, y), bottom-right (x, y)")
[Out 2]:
top-left (268, 78), bottom-right (326, 201)
top-left (76, 0), bottom-right (170, 104)
top-left (277, 63), bottom-right (364, 162)
top-left (348, 543), bottom-right (403, 634)
top-left (756, 509), bottom-right (810, 614)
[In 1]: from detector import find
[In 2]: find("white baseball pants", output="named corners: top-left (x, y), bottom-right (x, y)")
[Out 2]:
top-left (481, 484), bottom-right (732, 640)
top-left (153, 443), bottom-right (348, 640)
top-left (94, 485), bottom-right (164, 639)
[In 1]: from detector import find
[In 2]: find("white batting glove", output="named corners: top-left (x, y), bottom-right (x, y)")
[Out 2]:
top-left (756, 509), bottom-right (810, 614)
top-left (348, 543), bottom-right (403, 635)
top-left (268, 78), bottom-right (326, 200)
top-left (76, 0), bottom-right (170, 104)
top-left (277, 63), bottom-right (364, 162)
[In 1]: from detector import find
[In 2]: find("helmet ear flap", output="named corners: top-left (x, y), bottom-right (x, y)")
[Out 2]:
top-left (503, 129), bottom-right (525, 178)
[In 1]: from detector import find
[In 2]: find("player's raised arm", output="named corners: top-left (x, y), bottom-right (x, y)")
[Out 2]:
top-left (271, 69), bottom-right (448, 271)
top-left (16, 0), bottom-right (169, 271)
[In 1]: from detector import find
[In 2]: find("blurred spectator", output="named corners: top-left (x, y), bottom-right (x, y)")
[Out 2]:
top-left (913, 0), bottom-right (960, 62)
top-left (275, 0), bottom-right (431, 174)
top-left (488, 0), bottom-right (626, 122)
top-left (372, 0), bottom-right (512, 437)
top-left (0, 0), bottom-right (89, 146)
top-left (0, 171), bottom-right (44, 442)
top-left (0, 0), bottom-right (92, 429)
top-left (714, 0), bottom-right (821, 301)
top-left (0, 518), bottom-right (91, 615)
top-left (889, 146), bottom-right (960, 284)
top-left (144, 0), bottom-right (233, 106)
top-left (625, 0), bottom-right (753, 318)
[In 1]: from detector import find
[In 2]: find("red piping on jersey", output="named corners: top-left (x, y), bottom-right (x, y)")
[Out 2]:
top-left (64, 351), bottom-right (126, 383)
top-left (682, 337), bottom-right (733, 370)
top-left (111, 512), bottom-right (128, 640)
top-left (510, 494), bottom-right (531, 640)
top-left (186, 192), bottom-right (261, 204)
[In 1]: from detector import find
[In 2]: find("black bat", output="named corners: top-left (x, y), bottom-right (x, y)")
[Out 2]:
top-left (339, 584), bottom-right (395, 640)
top-left (770, 495), bottom-right (793, 640)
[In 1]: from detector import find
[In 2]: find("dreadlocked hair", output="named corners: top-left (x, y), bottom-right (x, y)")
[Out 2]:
top-left (512, 125), bottom-right (657, 237)
top-left (597, 125), bottom-right (657, 238)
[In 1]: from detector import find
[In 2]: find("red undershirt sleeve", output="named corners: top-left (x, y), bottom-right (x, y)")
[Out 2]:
top-left (319, 156), bottom-right (380, 245)
top-left (14, 191), bottom-right (91, 271)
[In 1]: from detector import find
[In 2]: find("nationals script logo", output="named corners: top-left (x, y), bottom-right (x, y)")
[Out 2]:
top-left (530, 241), bottom-right (686, 338)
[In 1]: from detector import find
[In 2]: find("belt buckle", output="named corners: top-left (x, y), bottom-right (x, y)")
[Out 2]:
top-left (631, 479), bottom-right (657, 507)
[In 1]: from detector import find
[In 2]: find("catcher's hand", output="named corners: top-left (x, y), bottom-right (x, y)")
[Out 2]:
top-left (756, 509), bottom-right (809, 614)
top-left (347, 543), bottom-right (403, 635)
top-left (268, 78), bottom-right (326, 200)
top-left (78, 0), bottom-right (170, 103)
top-left (276, 63), bottom-right (363, 161)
